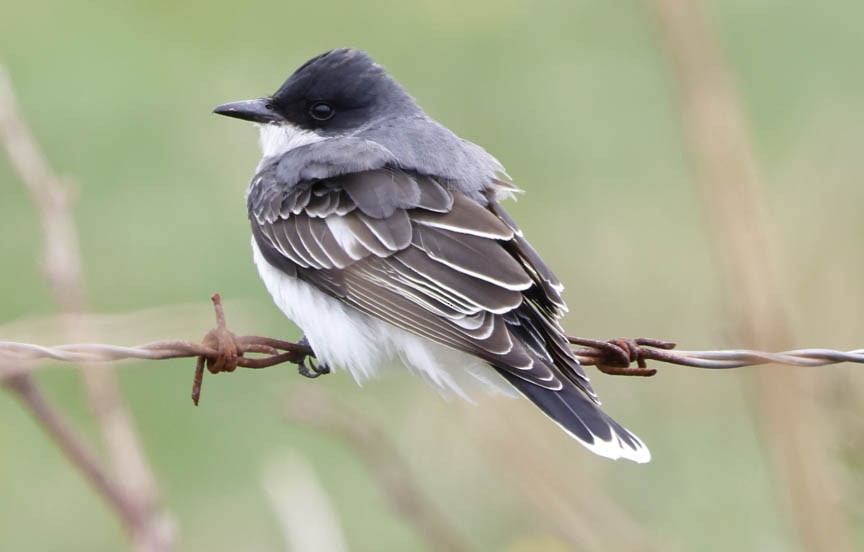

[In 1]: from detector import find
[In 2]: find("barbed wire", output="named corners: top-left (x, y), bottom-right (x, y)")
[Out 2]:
top-left (5, 337), bottom-right (862, 370)
top-left (0, 295), bottom-right (314, 405)
top-left (567, 336), bottom-right (864, 372)
top-left (0, 338), bottom-right (312, 367)
top-left (3, 295), bottom-right (862, 402)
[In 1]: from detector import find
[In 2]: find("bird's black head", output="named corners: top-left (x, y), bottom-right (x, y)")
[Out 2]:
top-left (214, 48), bottom-right (417, 135)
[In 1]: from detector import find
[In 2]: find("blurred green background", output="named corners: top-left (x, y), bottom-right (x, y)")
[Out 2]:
top-left (1, 0), bottom-right (863, 550)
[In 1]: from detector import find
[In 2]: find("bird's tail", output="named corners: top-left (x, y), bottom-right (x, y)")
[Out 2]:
top-left (498, 369), bottom-right (651, 463)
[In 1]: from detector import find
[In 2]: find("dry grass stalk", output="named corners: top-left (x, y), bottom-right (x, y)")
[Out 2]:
top-left (645, 1), bottom-right (853, 550)
top-left (283, 386), bottom-right (475, 552)
top-left (0, 66), bottom-right (173, 550)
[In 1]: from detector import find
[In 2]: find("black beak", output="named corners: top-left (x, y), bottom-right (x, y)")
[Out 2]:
top-left (213, 98), bottom-right (283, 124)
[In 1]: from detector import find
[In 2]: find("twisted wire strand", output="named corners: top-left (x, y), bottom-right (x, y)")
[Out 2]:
top-left (667, 348), bottom-right (864, 368)
top-left (0, 341), bottom-right (215, 363)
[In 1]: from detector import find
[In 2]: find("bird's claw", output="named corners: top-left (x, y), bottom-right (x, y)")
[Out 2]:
top-left (297, 357), bottom-right (331, 379)
top-left (295, 336), bottom-right (330, 378)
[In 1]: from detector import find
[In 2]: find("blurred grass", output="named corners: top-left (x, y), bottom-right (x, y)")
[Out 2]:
top-left (1, 1), bottom-right (863, 550)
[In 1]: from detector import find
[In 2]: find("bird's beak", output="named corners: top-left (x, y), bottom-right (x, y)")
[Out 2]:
top-left (213, 98), bottom-right (283, 124)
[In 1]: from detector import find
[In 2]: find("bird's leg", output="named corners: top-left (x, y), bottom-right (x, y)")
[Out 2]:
top-left (296, 335), bottom-right (331, 379)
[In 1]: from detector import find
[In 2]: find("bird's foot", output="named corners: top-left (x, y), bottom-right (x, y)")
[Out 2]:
top-left (296, 336), bottom-right (331, 379)
top-left (297, 358), bottom-right (331, 378)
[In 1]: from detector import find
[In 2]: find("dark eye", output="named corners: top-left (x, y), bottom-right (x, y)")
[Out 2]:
top-left (309, 101), bottom-right (335, 121)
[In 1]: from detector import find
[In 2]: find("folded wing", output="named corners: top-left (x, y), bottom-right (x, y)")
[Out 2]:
top-left (249, 148), bottom-right (648, 461)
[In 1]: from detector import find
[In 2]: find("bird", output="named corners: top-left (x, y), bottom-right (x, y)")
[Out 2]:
top-left (213, 48), bottom-right (650, 463)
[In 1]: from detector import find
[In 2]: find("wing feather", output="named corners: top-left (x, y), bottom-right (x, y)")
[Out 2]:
top-left (268, 218), bottom-right (311, 268)
top-left (413, 176), bottom-right (454, 212)
top-left (411, 192), bottom-right (513, 239)
top-left (294, 216), bottom-right (336, 268)
top-left (413, 225), bottom-right (532, 291)
top-left (341, 169), bottom-right (421, 218)
top-left (357, 210), bottom-right (412, 251)
top-left (339, 212), bottom-right (392, 257)
top-left (391, 246), bottom-right (522, 314)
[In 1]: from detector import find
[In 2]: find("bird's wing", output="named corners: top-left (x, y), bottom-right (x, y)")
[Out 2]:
top-left (250, 164), bottom-right (589, 392)
top-left (248, 141), bottom-right (648, 461)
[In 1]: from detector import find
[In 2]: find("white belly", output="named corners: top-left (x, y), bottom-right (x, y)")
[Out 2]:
top-left (251, 239), bottom-right (515, 399)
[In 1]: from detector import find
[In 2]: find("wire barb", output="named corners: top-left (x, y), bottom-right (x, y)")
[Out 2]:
top-left (190, 294), bottom-right (315, 404)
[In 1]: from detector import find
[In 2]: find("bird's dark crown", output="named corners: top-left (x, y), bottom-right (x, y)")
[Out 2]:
top-left (268, 48), bottom-right (417, 134)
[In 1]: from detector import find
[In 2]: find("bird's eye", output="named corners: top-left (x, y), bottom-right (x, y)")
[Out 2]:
top-left (309, 101), bottom-right (335, 121)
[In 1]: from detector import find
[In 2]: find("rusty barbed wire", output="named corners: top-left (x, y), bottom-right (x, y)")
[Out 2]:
top-left (568, 336), bottom-right (864, 371)
top-left (0, 295), bottom-right (315, 405)
top-left (2, 295), bottom-right (862, 401)
top-left (3, 335), bottom-right (861, 369)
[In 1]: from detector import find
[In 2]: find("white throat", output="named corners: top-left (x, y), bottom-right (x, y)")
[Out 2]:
top-left (257, 123), bottom-right (324, 161)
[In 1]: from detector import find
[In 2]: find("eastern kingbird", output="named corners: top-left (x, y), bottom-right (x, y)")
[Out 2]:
top-left (214, 48), bottom-right (649, 463)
